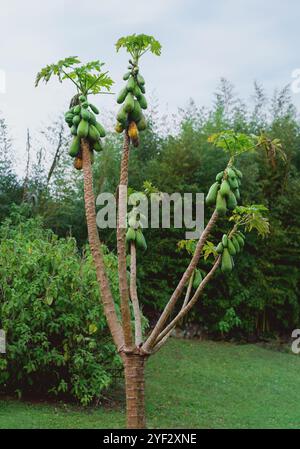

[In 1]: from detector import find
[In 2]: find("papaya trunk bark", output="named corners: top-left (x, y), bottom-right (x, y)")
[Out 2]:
top-left (81, 139), bottom-right (124, 350)
top-left (117, 131), bottom-right (133, 348)
top-left (124, 354), bottom-right (147, 429)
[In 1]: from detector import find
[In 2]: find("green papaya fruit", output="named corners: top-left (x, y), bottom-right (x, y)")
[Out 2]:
top-left (234, 188), bottom-right (240, 201)
top-left (79, 95), bottom-right (87, 102)
top-left (88, 112), bottom-right (97, 126)
top-left (231, 235), bottom-right (241, 253)
top-left (72, 115), bottom-right (81, 126)
top-left (227, 168), bottom-right (236, 178)
top-left (117, 87), bottom-right (128, 104)
top-left (192, 269), bottom-right (202, 289)
top-left (65, 111), bottom-right (74, 120)
top-left (126, 227), bottom-right (136, 243)
top-left (133, 84), bottom-right (142, 99)
top-left (140, 84), bottom-right (146, 94)
top-left (130, 100), bottom-right (142, 122)
top-left (136, 229), bottom-right (147, 251)
top-left (81, 109), bottom-right (91, 121)
top-left (124, 92), bottom-right (135, 113)
top-left (216, 171), bottom-right (224, 182)
top-left (233, 167), bottom-right (243, 179)
top-left (216, 191), bottom-right (227, 215)
top-left (93, 140), bottom-right (103, 153)
top-left (236, 234), bottom-right (245, 248)
top-left (65, 115), bottom-right (73, 126)
top-left (89, 103), bottom-right (99, 115)
top-left (77, 119), bottom-right (89, 138)
top-left (228, 176), bottom-right (239, 190)
top-left (237, 231), bottom-right (245, 239)
top-left (220, 180), bottom-right (231, 196)
top-left (115, 121), bottom-right (125, 133)
top-left (227, 238), bottom-right (237, 256)
top-left (88, 124), bottom-right (100, 142)
top-left (205, 182), bottom-right (219, 206)
top-left (227, 190), bottom-right (237, 210)
top-left (137, 73), bottom-right (145, 86)
top-left (138, 94), bottom-right (148, 110)
top-left (221, 248), bottom-right (233, 273)
top-left (69, 136), bottom-right (81, 157)
top-left (128, 215), bottom-right (138, 229)
top-left (81, 101), bottom-right (89, 109)
top-left (137, 117), bottom-right (147, 131)
top-left (71, 125), bottom-right (77, 136)
top-left (95, 122), bottom-right (106, 138)
top-left (216, 242), bottom-right (224, 254)
top-left (117, 106), bottom-right (128, 126)
top-left (222, 234), bottom-right (228, 247)
top-left (123, 72), bottom-right (131, 81)
top-left (126, 76), bottom-right (135, 92)
top-left (74, 105), bottom-right (81, 114)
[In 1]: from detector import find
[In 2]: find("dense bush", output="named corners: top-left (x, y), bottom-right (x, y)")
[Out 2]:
top-left (0, 208), bottom-right (122, 405)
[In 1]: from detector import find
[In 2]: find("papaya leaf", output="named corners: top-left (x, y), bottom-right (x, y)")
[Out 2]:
top-left (35, 57), bottom-right (113, 96)
top-left (203, 241), bottom-right (218, 260)
top-left (229, 204), bottom-right (270, 237)
top-left (208, 130), bottom-right (256, 157)
top-left (177, 239), bottom-right (197, 256)
top-left (115, 34), bottom-right (162, 61)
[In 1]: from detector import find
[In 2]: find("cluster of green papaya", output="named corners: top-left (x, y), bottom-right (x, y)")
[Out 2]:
top-left (115, 59), bottom-right (147, 147)
top-left (64, 95), bottom-right (106, 170)
top-left (125, 211), bottom-right (147, 251)
top-left (205, 166), bottom-right (243, 215)
top-left (216, 232), bottom-right (245, 273)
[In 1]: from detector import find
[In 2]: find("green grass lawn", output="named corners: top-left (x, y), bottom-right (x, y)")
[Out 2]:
top-left (1, 338), bottom-right (300, 429)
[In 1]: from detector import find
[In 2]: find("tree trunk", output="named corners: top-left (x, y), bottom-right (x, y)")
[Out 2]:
top-left (124, 354), bottom-right (146, 429)
top-left (81, 139), bottom-right (124, 351)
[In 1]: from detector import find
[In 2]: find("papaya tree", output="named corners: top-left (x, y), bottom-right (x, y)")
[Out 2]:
top-left (36, 37), bottom-right (280, 429)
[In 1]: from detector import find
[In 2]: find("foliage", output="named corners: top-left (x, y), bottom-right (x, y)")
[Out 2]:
top-left (207, 130), bottom-right (255, 156)
top-left (35, 57), bottom-right (113, 95)
top-left (0, 208), bottom-right (121, 405)
top-left (230, 204), bottom-right (270, 237)
top-left (115, 34), bottom-right (162, 62)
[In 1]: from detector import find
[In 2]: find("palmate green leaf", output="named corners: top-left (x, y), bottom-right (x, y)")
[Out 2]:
top-left (177, 239), bottom-right (197, 256)
top-left (229, 204), bottom-right (270, 237)
top-left (35, 57), bottom-right (113, 95)
top-left (203, 241), bottom-right (218, 260)
top-left (35, 56), bottom-right (80, 87)
top-left (115, 34), bottom-right (162, 61)
top-left (208, 130), bottom-right (256, 156)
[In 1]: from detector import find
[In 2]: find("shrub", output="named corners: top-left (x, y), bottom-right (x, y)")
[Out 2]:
top-left (0, 209), bottom-right (122, 405)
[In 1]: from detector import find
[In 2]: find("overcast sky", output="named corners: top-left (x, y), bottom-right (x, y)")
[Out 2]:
top-left (1, 0), bottom-right (300, 167)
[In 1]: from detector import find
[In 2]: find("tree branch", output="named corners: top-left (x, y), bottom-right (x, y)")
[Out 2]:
top-left (117, 131), bottom-right (133, 349)
top-left (130, 241), bottom-right (143, 346)
top-left (152, 255), bottom-right (221, 351)
top-left (142, 209), bottom-right (219, 352)
top-left (46, 123), bottom-right (64, 185)
top-left (81, 139), bottom-right (124, 351)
